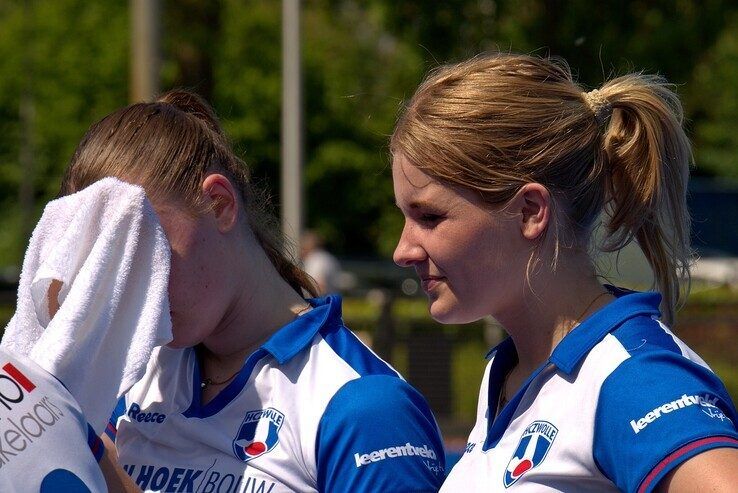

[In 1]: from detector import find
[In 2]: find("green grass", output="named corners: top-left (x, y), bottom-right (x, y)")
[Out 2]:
top-left (451, 340), bottom-right (489, 419)
top-left (686, 283), bottom-right (738, 305)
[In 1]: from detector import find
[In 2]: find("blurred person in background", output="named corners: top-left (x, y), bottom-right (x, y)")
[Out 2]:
top-left (300, 229), bottom-right (342, 295)
top-left (391, 53), bottom-right (738, 492)
top-left (61, 90), bottom-right (445, 492)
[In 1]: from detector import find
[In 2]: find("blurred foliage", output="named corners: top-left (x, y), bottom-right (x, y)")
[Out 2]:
top-left (711, 361), bottom-right (738, 409)
top-left (687, 283), bottom-right (738, 306)
top-left (2, 0), bottom-right (738, 267)
top-left (691, 12), bottom-right (738, 180)
top-left (0, 0), bottom-right (129, 266)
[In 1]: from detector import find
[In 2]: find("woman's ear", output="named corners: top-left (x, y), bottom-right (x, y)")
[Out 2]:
top-left (202, 173), bottom-right (239, 233)
top-left (512, 183), bottom-right (551, 241)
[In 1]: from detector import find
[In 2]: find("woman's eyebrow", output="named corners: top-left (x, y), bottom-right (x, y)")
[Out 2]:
top-left (395, 199), bottom-right (437, 210)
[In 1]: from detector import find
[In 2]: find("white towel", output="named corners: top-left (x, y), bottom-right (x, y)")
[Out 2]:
top-left (1, 177), bottom-right (172, 434)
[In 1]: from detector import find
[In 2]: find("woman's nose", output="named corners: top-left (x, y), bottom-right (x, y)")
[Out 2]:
top-left (393, 224), bottom-right (425, 267)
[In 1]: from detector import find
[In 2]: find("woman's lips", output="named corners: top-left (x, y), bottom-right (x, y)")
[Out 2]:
top-left (421, 277), bottom-right (445, 292)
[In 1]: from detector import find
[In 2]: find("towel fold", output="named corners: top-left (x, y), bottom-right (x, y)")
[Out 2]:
top-left (1, 177), bottom-right (172, 434)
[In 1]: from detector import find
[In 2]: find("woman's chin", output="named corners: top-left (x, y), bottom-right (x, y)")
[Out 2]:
top-left (429, 299), bottom-right (482, 325)
top-left (166, 326), bottom-right (198, 349)
top-left (428, 300), bottom-right (460, 324)
top-left (165, 338), bottom-right (190, 349)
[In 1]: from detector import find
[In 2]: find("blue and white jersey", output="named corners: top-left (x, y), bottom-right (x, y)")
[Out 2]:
top-left (442, 288), bottom-right (738, 493)
top-left (0, 348), bottom-right (106, 492)
top-left (108, 295), bottom-right (445, 492)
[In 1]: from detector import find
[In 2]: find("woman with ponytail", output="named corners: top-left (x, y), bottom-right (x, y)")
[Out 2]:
top-left (62, 90), bottom-right (445, 492)
top-left (391, 54), bottom-right (738, 492)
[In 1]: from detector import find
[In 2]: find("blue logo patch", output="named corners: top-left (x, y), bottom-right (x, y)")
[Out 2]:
top-left (503, 420), bottom-right (558, 488)
top-left (232, 407), bottom-right (285, 462)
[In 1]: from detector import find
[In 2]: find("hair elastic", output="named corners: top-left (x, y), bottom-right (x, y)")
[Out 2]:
top-left (582, 89), bottom-right (613, 125)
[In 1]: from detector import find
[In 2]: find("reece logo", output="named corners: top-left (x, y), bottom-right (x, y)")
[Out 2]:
top-left (127, 403), bottom-right (166, 424)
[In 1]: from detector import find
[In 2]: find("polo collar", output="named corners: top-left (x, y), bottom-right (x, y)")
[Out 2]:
top-left (183, 295), bottom-right (342, 419)
top-left (262, 294), bottom-right (343, 364)
top-left (482, 287), bottom-right (662, 450)
top-left (485, 287), bottom-right (662, 374)
top-left (548, 287), bottom-right (661, 374)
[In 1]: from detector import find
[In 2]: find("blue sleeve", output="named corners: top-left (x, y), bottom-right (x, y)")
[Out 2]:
top-left (594, 351), bottom-right (738, 493)
top-left (316, 375), bottom-right (445, 492)
top-left (105, 396), bottom-right (127, 442)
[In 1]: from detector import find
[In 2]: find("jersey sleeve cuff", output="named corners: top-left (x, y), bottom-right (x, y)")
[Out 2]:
top-left (637, 435), bottom-right (738, 493)
top-left (104, 420), bottom-right (118, 442)
top-left (87, 423), bottom-right (105, 463)
top-left (105, 396), bottom-right (127, 442)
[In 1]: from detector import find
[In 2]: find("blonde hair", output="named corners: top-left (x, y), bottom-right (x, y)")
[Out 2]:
top-left (391, 54), bottom-right (691, 324)
top-left (61, 90), bottom-right (318, 297)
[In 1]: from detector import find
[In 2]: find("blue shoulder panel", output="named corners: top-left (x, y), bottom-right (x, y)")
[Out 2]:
top-left (315, 375), bottom-right (445, 492)
top-left (594, 325), bottom-right (738, 493)
top-left (320, 324), bottom-right (399, 378)
top-left (610, 316), bottom-right (682, 356)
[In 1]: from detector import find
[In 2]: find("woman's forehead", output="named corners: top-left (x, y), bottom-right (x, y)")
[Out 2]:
top-left (393, 157), bottom-right (481, 211)
top-left (392, 155), bottom-right (434, 187)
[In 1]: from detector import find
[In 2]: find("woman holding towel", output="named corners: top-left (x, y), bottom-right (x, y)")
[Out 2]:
top-left (390, 54), bottom-right (738, 492)
top-left (60, 90), bottom-right (444, 492)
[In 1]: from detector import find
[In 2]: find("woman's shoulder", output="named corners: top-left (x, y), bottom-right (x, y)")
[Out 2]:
top-left (292, 295), bottom-right (403, 379)
top-left (124, 346), bottom-right (192, 400)
top-left (608, 313), bottom-right (704, 362)
top-left (313, 322), bottom-right (401, 379)
top-left (292, 310), bottom-right (437, 425)
top-left (592, 315), bottom-right (738, 492)
top-left (593, 312), bottom-right (736, 445)
top-left (596, 313), bottom-right (730, 403)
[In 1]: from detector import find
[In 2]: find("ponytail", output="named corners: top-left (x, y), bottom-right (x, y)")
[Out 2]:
top-left (596, 75), bottom-right (692, 324)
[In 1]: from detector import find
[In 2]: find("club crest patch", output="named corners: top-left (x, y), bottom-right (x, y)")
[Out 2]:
top-left (233, 407), bottom-right (285, 462)
top-left (503, 420), bottom-right (558, 488)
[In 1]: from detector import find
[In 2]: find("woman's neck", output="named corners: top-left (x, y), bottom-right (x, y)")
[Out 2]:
top-left (200, 246), bottom-right (309, 365)
top-left (494, 261), bottom-right (613, 377)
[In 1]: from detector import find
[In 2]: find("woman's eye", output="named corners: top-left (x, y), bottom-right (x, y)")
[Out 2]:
top-left (420, 213), bottom-right (443, 223)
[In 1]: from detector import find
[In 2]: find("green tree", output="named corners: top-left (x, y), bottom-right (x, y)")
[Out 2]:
top-left (2, 0), bottom-right (738, 271)
top-left (0, 0), bottom-right (129, 268)
top-left (213, 0), bottom-right (424, 256)
top-left (690, 12), bottom-right (738, 180)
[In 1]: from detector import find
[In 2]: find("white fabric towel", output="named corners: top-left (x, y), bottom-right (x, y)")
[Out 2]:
top-left (1, 177), bottom-right (172, 434)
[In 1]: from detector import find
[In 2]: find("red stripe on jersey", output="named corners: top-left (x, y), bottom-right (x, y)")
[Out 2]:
top-left (2, 363), bottom-right (36, 392)
top-left (90, 436), bottom-right (102, 455)
top-left (638, 436), bottom-right (738, 493)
